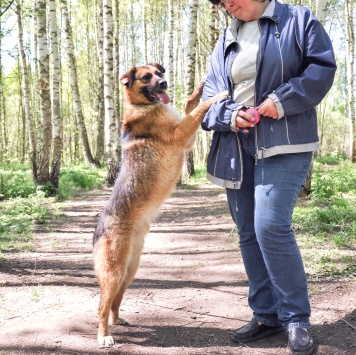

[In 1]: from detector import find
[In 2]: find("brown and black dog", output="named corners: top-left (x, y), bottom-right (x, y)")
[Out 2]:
top-left (93, 63), bottom-right (227, 347)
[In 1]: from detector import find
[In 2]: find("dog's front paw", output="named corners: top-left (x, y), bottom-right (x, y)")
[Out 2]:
top-left (218, 90), bottom-right (228, 99)
top-left (112, 317), bottom-right (129, 325)
top-left (98, 335), bottom-right (115, 348)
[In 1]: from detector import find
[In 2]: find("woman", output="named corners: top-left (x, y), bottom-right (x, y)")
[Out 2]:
top-left (202, 0), bottom-right (336, 354)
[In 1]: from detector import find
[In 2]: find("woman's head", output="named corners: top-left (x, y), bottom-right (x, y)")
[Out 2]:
top-left (208, 0), bottom-right (269, 22)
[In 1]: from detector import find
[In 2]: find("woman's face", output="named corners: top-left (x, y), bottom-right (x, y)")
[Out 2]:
top-left (221, 0), bottom-right (268, 21)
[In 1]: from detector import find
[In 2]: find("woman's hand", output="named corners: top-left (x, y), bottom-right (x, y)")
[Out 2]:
top-left (256, 98), bottom-right (278, 119)
top-left (236, 109), bottom-right (257, 132)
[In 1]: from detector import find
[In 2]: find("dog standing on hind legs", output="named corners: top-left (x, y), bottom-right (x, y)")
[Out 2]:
top-left (93, 63), bottom-right (227, 347)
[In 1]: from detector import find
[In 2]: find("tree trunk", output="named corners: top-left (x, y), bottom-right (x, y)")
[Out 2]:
top-left (16, 3), bottom-right (37, 180)
top-left (48, 0), bottom-right (63, 189)
top-left (35, 0), bottom-right (52, 187)
top-left (345, 0), bottom-right (355, 162)
top-left (103, 0), bottom-right (119, 185)
top-left (95, 0), bottom-right (105, 164)
top-left (316, 0), bottom-right (328, 24)
top-left (182, 0), bottom-right (199, 180)
top-left (168, 0), bottom-right (174, 100)
top-left (209, 3), bottom-right (219, 51)
top-left (0, 23), bottom-right (8, 162)
top-left (61, 0), bottom-right (96, 165)
top-left (113, 0), bottom-right (121, 166)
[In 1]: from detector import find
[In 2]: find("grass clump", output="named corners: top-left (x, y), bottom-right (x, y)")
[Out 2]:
top-left (293, 154), bottom-right (356, 278)
top-left (0, 196), bottom-right (51, 255)
top-left (0, 162), bottom-right (36, 199)
top-left (56, 164), bottom-right (106, 201)
top-left (0, 163), bottom-right (106, 255)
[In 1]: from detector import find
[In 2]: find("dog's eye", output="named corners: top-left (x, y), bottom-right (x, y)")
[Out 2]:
top-left (156, 72), bottom-right (164, 78)
top-left (141, 73), bottom-right (152, 83)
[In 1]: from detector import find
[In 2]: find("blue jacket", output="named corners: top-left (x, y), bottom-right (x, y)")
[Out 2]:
top-left (202, 0), bottom-right (337, 189)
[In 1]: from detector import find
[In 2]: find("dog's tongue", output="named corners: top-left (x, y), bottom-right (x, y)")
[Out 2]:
top-left (158, 92), bottom-right (170, 104)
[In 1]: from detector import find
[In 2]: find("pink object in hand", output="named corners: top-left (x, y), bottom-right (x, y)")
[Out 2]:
top-left (246, 108), bottom-right (260, 124)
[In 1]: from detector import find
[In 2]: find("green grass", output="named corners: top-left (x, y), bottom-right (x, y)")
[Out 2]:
top-left (0, 195), bottom-right (51, 255)
top-left (0, 162), bottom-right (36, 199)
top-left (0, 163), bottom-right (106, 255)
top-left (292, 155), bottom-right (356, 278)
top-left (181, 166), bottom-right (210, 188)
top-left (56, 164), bottom-right (106, 201)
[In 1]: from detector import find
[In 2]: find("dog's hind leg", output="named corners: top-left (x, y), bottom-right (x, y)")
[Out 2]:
top-left (111, 288), bottom-right (127, 325)
top-left (111, 239), bottom-right (144, 326)
top-left (94, 237), bottom-right (131, 347)
top-left (97, 275), bottom-right (120, 347)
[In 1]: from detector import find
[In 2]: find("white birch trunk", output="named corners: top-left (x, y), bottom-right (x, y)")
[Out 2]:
top-left (185, 0), bottom-right (198, 97)
top-left (168, 0), bottom-right (174, 99)
top-left (16, 3), bottom-right (37, 180)
top-left (36, 0), bottom-right (52, 185)
top-left (61, 0), bottom-right (95, 164)
top-left (103, 0), bottom-right (119, 185)
top-left (183, 0), bottom-right (199, 179)
top-left (95, 0), bottom-right (105, 164)
top-left (48, 0), bottom-right (62, 188)
top-left (344, 0), bottom-right (355, 161)
top-left (315, 0), bottom-right (328, 24)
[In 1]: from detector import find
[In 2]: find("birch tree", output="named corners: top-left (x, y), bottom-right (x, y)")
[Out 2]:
top-left (36, 0), bottom-right (52, 186)
top-left (182, 0), bottom-right (199, 179)
top-left (95, 0), bottom-right (105, 164)
top-left (0, 19), bottom-right (7, 161)
top-left (113, 0), bottom-right (121, 162)
top-left (16, 3), bottom-right (37, 180)
top-left (315, 0), bottom-right (328, 24)
top-left (61, 0), bottom-right (96, 165)
top-left (48, 0), bottom-right (62, 188)
top-left (209, 3), bottom-right (219, 51)
top-left (168, 0), bottom-right (174, 99)
top-left (103, 0), bottom-right (119, 185)
top-left (344, 0), bottom-right (355, 161)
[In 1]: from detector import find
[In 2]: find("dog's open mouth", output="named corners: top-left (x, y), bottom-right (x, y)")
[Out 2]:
top-left (143, 86), bottom-right (171, 104)
top-left (151, 91), bottom-right (170, 104)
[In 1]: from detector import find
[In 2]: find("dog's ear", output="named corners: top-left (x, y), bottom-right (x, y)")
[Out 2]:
top-left (120, 67), bottom-right (137, 88)
top-left (148, 62), bottom-right (166, 74)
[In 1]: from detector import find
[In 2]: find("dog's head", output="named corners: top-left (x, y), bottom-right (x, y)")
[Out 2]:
top-left (120, 63), bottom-right (170, 105)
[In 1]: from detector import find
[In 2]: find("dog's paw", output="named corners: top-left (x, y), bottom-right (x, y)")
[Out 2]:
top-left (98, 335), bottom-right (115, 348)
top-left (112, 317), bottom-right (129, 325)
top-left (218, 90), bottom-right (228, 99)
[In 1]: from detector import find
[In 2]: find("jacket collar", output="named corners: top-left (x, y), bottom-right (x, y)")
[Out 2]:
top-left (225, 0), bottom-right (280, 46)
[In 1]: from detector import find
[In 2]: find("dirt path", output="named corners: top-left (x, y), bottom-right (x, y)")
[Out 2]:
top-left (0, 186), bottom-right (355, 355)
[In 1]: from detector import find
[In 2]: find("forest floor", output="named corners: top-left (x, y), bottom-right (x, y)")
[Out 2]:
top-left (0, 185), bottom-right (355, 355)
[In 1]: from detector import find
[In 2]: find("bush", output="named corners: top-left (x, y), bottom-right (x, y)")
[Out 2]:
top-left (0, 163), bottom-right (36, 199)
top-left (57, 164), bottom-right (106, 200)
top-left (0, 196), bottom-right (51, 254)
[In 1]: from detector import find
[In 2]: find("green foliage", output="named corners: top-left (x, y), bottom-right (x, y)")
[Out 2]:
top-left (292, 155), bottom-right (356, 277)
top-left (0, 162), bottom-right (106, 201)
top-left (0, 163), bottom-right (36, 199)
top-left (0, 196), bottom-right (51, 255)
top-left (0, 163), bottom-right (105, 256)
top-left (312, 156), bottom-right (356, 201)
top-left (56, 164), bottom-right (106, 201)
top-left (181, 166), bottom-right (209, 188)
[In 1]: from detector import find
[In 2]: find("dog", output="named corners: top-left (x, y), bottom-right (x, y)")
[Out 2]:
top-left (93, 63), bottom-right (227, 347)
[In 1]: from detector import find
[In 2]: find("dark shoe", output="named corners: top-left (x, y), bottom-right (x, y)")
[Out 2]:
top-left (231, 317), bottom-right (284, 344)
top-left (288, 328), bottom-right (315, 355)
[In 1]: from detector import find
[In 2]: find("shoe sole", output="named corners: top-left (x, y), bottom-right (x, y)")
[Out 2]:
top-left (232, 326), bottom-right (285, 344)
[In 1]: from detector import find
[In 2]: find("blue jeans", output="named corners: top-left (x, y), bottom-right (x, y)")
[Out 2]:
top-left (226, 131), bottom-right (312, 330)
